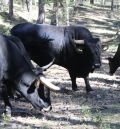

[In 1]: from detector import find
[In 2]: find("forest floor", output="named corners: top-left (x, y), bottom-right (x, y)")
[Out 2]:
top-left (0, 4), bottom-right (120, 129)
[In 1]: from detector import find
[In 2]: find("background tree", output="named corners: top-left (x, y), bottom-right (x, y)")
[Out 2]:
top-left (26, 0), bottom-right (32, 12)
top-left (0, 0), bottom-right (3, 11)
top-left (9, 0), bottom-right (13, 18)
top-left (65, 0), bottom-right (70, 26)
top-left (51, 0), bottom-right (59, 25)
top-left (50, 0), bottom-right (64, 26)
top-left (111, 0), bottom-right (114, 11)
top-left (21, 0), bottom-right (25, 9)
top-left (37, 0), bottom-right (45, 24)
top-left (90, 0), bottom-right (94, 4)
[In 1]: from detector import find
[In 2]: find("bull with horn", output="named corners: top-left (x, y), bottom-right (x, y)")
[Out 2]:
top-left (11, 23), bottom-right (102, 92)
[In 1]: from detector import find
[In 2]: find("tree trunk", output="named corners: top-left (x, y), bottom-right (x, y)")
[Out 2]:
top-left (0, 0), bottom-right (3, 11)
top-left (102, 0), bottom-right (106, 6)
top-left (25, 0), bottom-right (32, 12)
top-left (9, 0), bottom-right (13, 18)
top-left (66, 0), bottom-right (69, 26)
top-left (37, 0), bottom-right (45, 24)
top-left (21, 0), bottom-right (25, 9)
top-left (51, 0), bottom-right (59, 26)
top-left (90, 0), bottom-right (94, 4)
top-left (111, 0), bottom-right (114, 11)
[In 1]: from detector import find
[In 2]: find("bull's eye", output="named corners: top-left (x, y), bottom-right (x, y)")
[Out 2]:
top-left (27, 84), bottom-right (36, 94)
top-left (21, 81), bottom-right (29, 87)
top-left (27, 80), bottom-right (39, 94)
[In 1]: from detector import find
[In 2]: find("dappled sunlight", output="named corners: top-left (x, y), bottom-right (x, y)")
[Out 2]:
top-left (0, 2), bottom-right (120, 129)
top-left (89, 72), bottom-right (117, 80)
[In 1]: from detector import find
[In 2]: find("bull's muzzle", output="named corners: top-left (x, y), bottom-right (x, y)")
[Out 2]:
top-left (42, 105), bottom-right (52, 112)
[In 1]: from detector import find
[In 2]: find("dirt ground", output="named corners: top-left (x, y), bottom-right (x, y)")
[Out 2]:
top-left (0, 50), bottom-right (120, 129)
top-left (0, 4), bottom-right (120, 129)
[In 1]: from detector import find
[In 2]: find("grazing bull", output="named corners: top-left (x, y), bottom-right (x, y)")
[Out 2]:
top-left (0, 34), bottom-right (62, 116)
top-left (108, 44), bottom-right (120, 75)
top-left (11, 22), bottom-right (102, 92)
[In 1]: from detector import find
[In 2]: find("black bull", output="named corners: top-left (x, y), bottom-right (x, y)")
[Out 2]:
top-left (11, 23), bottom-right (101, 92)
top-left (108, 44), bottom-right (120, 75)
top-left (0, 34), bottom-right (63, 116)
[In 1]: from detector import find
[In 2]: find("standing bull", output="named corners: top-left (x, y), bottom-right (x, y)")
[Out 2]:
top-left (11, 22), bottom-right (101, 92)
top-left (0, 34), bottom-right (62, 116)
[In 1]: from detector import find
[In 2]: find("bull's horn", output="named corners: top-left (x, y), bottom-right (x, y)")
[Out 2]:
top-left (101, 31), bottom-right (119, 43)
top-left (74, 40), bottom-right (84, 44)
top-left (42, 58), bottom-right (55, 70)
top-left (35, 80), bottom-right (41, 87)
top-left (39, 76), bottom-right (62, 92)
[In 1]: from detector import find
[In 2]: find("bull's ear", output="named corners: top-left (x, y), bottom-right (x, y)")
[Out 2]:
top-left (27, 80), bottom-right (36, 94)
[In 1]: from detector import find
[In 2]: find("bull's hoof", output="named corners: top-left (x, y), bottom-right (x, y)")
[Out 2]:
top-left (42, 105), bottom-right (52, 112)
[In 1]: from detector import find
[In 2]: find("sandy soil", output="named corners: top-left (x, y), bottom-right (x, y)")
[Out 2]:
top-left (0, 50), bottom-right (120, 129)
top-left (0, 4), bottom-right (120, 129)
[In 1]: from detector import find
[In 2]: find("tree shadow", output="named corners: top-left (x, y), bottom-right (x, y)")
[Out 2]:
top-left (70, 5), bottom-right (119, 39)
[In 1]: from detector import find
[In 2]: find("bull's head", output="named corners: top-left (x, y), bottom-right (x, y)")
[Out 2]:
top-left (17, 72), bottom-right (64, 112)
top-left (108, 57), bottom-right (119, 75)
top-left (87, 38), bottom-right (101, 69)
top-left (74, 38), bottom-right (101, 70)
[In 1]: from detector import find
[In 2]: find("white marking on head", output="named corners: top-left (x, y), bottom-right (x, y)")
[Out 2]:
top-left (27, 87), bottom-right (46, 108)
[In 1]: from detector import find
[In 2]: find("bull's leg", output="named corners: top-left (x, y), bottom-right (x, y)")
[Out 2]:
top-left (44, 87), bottom-right (51, 105)
top-left (69, 73), bottom-right (77, 91)
top-left (43, 87), bottom-right (52, 111)
top-left (2, 85), bottom-right (12, 116)
top-left (84, 76), bottom-right (93, 92)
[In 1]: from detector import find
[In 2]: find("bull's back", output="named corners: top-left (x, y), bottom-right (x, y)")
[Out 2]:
top-left (11, 23), bottom-right (66, 64)
top-left (0, 34), bottom-right (32, 79)
top-left (11, 23), bottom-right (65, 47)
top-left (0, 35), bottom-right (9, 73)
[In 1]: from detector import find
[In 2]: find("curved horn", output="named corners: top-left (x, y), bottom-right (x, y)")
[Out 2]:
top-left (74, 40), bottom-right (84, 44)
top-left (42, 58), bottom-right (55, 70)
top-left (39, 76), bottom-right (62, 92)
top-left (101, 30), bottom-right (119, 43)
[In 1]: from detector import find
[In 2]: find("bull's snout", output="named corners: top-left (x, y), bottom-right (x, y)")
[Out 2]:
top-left (42, 105), bottom-right (52, 112)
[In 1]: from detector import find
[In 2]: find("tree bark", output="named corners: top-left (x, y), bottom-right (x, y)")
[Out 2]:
top-left (111, 0), bottom-right (114, 11)
top-left (51, 0), bottom-right (59, 26)
top-left (21, 0), bottom-right (25, 9)
top-left (36, 0), bottom-right (45, 24)
top-left (90, 0), bottom-right (94, 4)
top-left (66, 0), bottom-right (69, 26)
top-left (9, 0), bottom-right (13, 18)
top-left (25, 0), bottom-right (32, 12)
